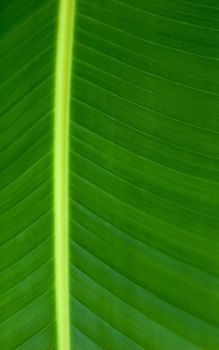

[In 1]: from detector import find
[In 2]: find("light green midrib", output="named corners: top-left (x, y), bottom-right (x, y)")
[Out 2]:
top-left (54, 0), bottom-right (75, 349)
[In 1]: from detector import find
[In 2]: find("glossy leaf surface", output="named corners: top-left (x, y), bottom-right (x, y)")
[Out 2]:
top-left (1, 0), bottom-right (219, 349)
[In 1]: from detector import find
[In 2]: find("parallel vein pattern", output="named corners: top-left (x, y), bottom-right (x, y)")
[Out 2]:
top-left (0, 0), bottom-right (57, 348)
top-left (70, 0), bottom-right (219, 349)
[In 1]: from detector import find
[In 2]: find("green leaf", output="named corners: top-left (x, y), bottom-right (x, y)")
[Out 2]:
top-left (1, 0), bottom-right (219, 349)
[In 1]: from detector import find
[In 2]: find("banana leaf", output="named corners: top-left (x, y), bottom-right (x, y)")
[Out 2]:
top-left (1, 0), bottom-right (219, 349)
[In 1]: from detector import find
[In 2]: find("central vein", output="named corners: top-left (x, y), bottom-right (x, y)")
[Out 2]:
top-left (54, 0), bottom-right (75, 349)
